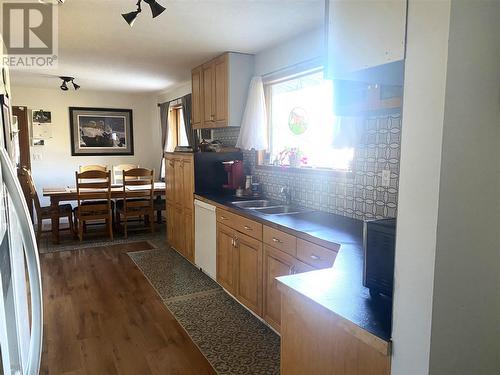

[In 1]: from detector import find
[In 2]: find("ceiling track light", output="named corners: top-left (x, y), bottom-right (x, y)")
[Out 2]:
top-left (60, 76), bottom-right (80, 91)
top-left (122, 0), bottom-right (166, 27)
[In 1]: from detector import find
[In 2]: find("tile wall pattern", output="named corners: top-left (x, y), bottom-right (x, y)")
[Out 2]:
top-left (211, 114), bottom-right (401, 221)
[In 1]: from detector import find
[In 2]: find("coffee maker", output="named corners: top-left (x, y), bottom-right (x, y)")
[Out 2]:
top-left (222, 160), bottom-right (245, 190)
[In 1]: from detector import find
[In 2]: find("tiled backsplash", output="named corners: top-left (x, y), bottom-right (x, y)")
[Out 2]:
top-left (211, 114), bottom-right (401, 221)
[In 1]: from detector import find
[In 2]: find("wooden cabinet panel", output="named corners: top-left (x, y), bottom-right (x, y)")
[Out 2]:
top-left (235, 232), bottom-right (263, 316)
top-left (202, 63), bottom-right (214, 125)
top-left (184, 209), bottom-right (194, 262)
top-left (263, 226), bottom-right (297, 256)
top-left (165, 156), bottom-right (175, 203)
top-left (165, 153), bottom-right (194, 263)
top-left (214, 55), bottom-right (228, 126)
top-left (263, 245), bottom-right (295, 331)
top-left (174, 206), bottom-right (185, 252)
top-left (181, 157), bottom-right (194, 210)
top-left (296, 239), bottom-right (339, 269)
top-left (280, 287), bottom-right (391, 375)
top-left (173, 159), bottom-right (183, 206)
top-left (216, 208), bottom-right (262, 241)
top-left (216, 223), bottom-right (236, 294)
top-left (191, 66), bottom-right (202, 129)
top-left (166, 203), bottom-right (175, 247)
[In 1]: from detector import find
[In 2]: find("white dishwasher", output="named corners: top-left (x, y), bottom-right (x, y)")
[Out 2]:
top-left (194, 199), bottom-right (217, 279)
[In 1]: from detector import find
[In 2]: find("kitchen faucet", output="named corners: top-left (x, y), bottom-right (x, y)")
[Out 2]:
top-left (280, 185), bottom-right (292, 205)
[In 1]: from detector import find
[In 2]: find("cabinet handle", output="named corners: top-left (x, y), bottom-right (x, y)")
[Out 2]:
top-left (243, 225), bottom-right (253, 231)
top-left (290, 265), bottom-right (296, 275)
top-left (220, 216), bottom-right (228, 221)
top-left (231, 238), bottom-right (235, 247)
top-left (233, 237), bottom-right (239, 248)
top-left (169, 161), bottom-right (174, 167)
top-left (272, 237), bottom-right (283, 244)
top-left (310, 254), bottom-right (320, 260)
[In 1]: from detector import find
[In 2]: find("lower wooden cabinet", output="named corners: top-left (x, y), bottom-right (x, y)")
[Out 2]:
top-left (235, 231), bottom-right (263, 316)
top-left (167, 204), bottom-right (194, 263)
top-left (279, 286), bottom-right (391, 375)
top-left (216, 222), bottom-right (263, 316)
top-left (216, 222), bottom-right (237, 294)
top-left (263, 245), bottom-right (314, 332)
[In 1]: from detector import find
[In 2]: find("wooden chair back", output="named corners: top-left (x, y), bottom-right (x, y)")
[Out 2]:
top-left (21, 167), bottom-right (42, 215)
top-left (79, 164), bottom-right (107, 173)
top-left (75, 170), bottom-right (112, 219)
top-left (112, 164), bottom-right (138, 185)
top-left (122, 168), bottom-right (154, 213)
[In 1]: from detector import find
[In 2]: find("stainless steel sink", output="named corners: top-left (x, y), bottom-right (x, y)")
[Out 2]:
top-left (230, 200), bottom-right (281, 209)
top-left (253, 205), bottom-right (309, 215)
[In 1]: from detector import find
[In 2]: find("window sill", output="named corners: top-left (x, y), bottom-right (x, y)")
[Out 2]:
top-left (254, 164), bottom-right (354, 179)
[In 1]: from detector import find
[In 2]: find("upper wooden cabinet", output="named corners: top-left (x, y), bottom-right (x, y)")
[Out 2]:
top-left (191, 66), bottom-right (202, 128)
top-left (191, 52), bottom-right (254, 129)
top-left (325, 0), bottom-right (407, 79)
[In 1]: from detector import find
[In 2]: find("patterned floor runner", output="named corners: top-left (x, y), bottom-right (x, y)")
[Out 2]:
top-left (128, 248), bottom-right (280, 375)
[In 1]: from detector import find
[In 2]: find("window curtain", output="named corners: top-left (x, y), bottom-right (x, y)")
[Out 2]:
top-left (331, 116), bottom-right (364, 149)
top-left (159, 101), bottom-right (170, 180)
top-left (236, 76), bottom-right (268, 150)
top-left (181, 94), bottom-right (195, 148)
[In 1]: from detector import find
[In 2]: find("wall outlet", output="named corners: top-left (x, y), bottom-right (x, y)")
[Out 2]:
top-left (32, 153), bottom-right (42, 161)
top-left (381, 169), bottom-right (391, 187)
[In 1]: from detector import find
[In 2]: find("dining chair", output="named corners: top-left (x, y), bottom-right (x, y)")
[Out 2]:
top-left (79, 164), bottom-right (107, 173)
top-left (112, 164), bottom-right (138, 185)
top-left (116, 168), bottom-right (154, 238)
top-left (20, 168), bottom-right (75, 243)
top-left (74, 170), bottom-right (113, 241)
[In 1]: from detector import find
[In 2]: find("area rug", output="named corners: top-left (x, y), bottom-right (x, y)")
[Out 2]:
top-left (38, 223), bottom-right (167, 254)
top-left (128, 248), bottom-right (280, 375)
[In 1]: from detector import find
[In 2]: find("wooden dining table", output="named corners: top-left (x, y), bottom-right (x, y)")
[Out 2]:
top-left (43, 182), bottom-right (166, 244)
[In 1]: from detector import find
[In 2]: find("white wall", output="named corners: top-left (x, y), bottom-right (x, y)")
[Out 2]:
top-left (428, 0), bottom-right (500, 373)
top-left (11, 87), bottom-right (161, 205)
top-left (391, 2), bottom-right (451, 373)
top-left (393, 0), bottom-right (500, 374)
top-left (254, 27), bottom-right (324, 76)
top-left (157, 81), bottom-right (191, 103)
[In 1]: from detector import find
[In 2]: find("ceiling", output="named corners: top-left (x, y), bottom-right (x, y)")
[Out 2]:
top-left (10, 0), bottom-right (324, 93)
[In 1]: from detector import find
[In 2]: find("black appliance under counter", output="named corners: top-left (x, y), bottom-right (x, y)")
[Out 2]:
top-left (195, 192), bottom-right (393, 342)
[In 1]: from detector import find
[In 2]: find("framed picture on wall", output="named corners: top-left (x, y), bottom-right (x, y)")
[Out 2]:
top-left (69, 107), bottom-right (134, 156)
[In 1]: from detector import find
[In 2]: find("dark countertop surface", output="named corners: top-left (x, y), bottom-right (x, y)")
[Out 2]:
top-left (195, 192), bottom-right (392, 342)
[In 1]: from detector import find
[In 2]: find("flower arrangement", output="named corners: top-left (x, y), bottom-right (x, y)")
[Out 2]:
top-left (274, 147), bottom-right (308, 168)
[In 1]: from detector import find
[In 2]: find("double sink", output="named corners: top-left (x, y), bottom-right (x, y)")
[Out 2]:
top-left (230, 199), bottom-right (310, 216)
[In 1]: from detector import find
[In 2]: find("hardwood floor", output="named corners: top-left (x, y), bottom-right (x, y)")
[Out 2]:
top-left (39, 241), bottom-right (216, 375)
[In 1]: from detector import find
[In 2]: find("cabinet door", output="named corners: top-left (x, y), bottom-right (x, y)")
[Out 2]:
top-left (214, 55), bottom-right (228, 126)
top-left (181, 157), bottom-right (194, 210)
top-left (235, 231), bottom-right (263, 316)
top-left (202, 62), bottom-right (215, 126)
top-left (174, 206), bottom-right (185, 255)
top-left (263, 245), bottom-right (296, 331)
top-left (191, 66), bottom-right (203, 129)
top-left (173, 159), bottom-right (183, 206)
top-left (216, 223), bottom-right (236, 294)
top-left (165, 156), bottom-right (175, 204)
top-left (184, 209), bottom-right (194, 262)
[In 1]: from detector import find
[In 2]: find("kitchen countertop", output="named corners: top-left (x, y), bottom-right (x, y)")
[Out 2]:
top-left (194, 192), bottom-right (392, 343)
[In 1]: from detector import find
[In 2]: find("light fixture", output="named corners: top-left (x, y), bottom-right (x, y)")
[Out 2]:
top-left (144, 0), bottom-right (166, 18)
top-left (122, 0), bottom-right (166, 27)
top-left (38, 0), bottom-right (65, 4)
top-left (60, 76), bottom-right (80, 91)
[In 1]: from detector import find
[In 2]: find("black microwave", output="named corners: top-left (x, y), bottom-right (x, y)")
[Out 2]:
top-left (363, 218), bottom-right (397, 299)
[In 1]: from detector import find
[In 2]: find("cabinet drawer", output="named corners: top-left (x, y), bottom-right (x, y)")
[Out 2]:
top-left (296, 239), bottom-right (339, 269)
top-left (263, 226), bottom-right (297, 257)
top-left (216, 208), bottom-right (262, 241)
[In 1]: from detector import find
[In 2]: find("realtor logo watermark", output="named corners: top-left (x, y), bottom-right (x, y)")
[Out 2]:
top-left (1, 1), bottom-right (58, 69)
